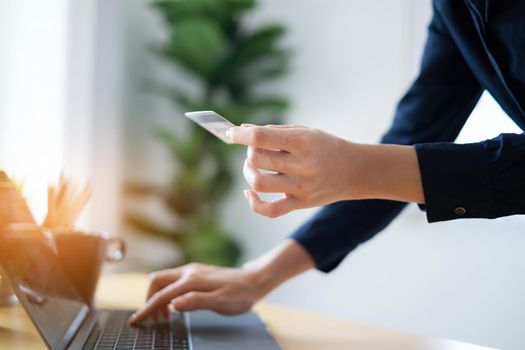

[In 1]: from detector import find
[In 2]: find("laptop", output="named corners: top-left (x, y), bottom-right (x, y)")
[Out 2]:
top-left (0, 231), bottom-right (281, 350)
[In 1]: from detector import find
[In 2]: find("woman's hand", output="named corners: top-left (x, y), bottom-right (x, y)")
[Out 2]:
top-left (128, 240), bottom-right (314, 326)
top-left (231, 125), bottom-right (357, 218)
top-left (128, 264), bottom-right (263, 325)
top-left (230, 124), bottom-right (424, 218)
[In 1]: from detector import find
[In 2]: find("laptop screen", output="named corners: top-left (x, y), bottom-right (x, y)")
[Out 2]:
top-left (0, 230), bottom-right (88, 350)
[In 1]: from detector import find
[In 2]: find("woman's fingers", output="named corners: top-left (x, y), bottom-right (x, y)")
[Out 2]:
top-left (246, 147), bottom-right (291, 173)
top-left (146, 269), bottom-right (182, 301)
top-left (266, 124), bottom-right (304, 129)
top-left (173, 290), bottom-right (253, 315)
top-left (172, 291), bottom-right (216, 312)
top-left (159, 305), bottom-right (170, 320)
top-left (243, 190), bottom-right (299, 218)
top-left (129, 274), bottom-right (218, 325)
top-left (243, 161), bottom-right (294, 193)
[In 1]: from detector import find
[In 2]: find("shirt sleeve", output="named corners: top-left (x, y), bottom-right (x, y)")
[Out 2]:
top-left (415, 133), bottom-right (525, 222)
top-left (291, 1), bottom-right (483, 272)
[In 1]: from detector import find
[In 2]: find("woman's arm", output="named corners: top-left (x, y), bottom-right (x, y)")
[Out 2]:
top-left (128, 239), bottom-right (314, 325)
top-left (230, 125), bottom-right (424, 218)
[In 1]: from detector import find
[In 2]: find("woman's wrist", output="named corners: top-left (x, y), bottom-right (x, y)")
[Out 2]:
top-left (242, 239), bottom-right (315, 298)
top-left (341, 142), bottom-right (424, 204)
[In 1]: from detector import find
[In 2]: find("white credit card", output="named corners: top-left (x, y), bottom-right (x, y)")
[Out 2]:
top-left (185, 111), bottom-right (236, 144)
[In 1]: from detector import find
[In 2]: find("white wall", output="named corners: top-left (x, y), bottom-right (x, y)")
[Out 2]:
top-left (121, 1), bottom-right (525, 349)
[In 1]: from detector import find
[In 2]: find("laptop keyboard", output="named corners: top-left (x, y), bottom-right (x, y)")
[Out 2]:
top-left (83, 309), bottom-right (189, 350)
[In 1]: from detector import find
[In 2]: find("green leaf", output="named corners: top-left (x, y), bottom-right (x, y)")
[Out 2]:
top-left (246, 96), bottom-right (290, 111)
top-left (154, 127), bottom-right (207, 167)
top-left (164, 19), bottom-right (229, 79)
top-left (234, 24), bottom-right (287, 67)
top-left (180, 216), bottom-right (241, 266)
top-left (225, 0), bottom-right (256, 13)
top-left (213, 103), bottom-right (253, 124)
top-left (153, 0), bottom-right (229, 24)
top-left (154, 128), bottom-right (184, 159)
top-left (218, 25), bottom-right (289, 94)
top-left (208, 167), bottom-right (234, 201)
top-left (245, 54), bottom-right (289, 81)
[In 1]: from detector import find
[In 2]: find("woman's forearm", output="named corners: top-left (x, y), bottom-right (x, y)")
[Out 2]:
top-left (243, 239), bottom-right (315, 298)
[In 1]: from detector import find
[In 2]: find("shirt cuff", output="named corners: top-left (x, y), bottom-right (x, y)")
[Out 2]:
top-left (414, 141), bottom-right (496, 222)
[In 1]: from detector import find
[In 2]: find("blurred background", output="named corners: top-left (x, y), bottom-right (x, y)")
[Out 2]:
top-left (1, 0), bottom-right (524, 349)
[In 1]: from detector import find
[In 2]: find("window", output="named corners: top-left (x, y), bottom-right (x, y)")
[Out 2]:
top-left (0, 0), bottom-right (69, 222)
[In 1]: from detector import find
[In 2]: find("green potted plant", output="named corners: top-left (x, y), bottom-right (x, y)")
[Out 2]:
top-left (125, 0), bottom-right (291, 268)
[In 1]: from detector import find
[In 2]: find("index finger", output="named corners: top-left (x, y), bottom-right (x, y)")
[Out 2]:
top-left (230, 126), bottom-right (300, 152)
top-left (129, 279), bottom-right (192, 325)
top-left (129, 277), bottom-right (219, 326)
top-left (146, 269), bottom-right (182, 301)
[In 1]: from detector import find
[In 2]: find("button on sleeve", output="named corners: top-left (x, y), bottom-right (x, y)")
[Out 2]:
top-left (454, 207), bottom-right (467, 216)
top-left (414, 140), bottom-right (496, 222)
top-left (415, 133), bottom-right (525, 222)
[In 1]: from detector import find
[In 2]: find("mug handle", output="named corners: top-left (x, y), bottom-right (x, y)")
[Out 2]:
top-left (105, 237), bottom-right (126, 263)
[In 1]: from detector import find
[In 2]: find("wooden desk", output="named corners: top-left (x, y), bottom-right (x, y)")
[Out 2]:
top-left (0, 273), bottom-right (494, 350)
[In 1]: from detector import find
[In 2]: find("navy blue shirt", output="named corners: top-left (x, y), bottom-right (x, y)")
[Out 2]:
top-left (292, 0), bottom-right (525, 272)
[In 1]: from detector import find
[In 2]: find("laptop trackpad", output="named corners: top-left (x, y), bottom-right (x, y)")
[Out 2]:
top-left (189, 311), bottom-right (281, 350)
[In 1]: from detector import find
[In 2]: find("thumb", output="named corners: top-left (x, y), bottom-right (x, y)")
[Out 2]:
top-left (228, 125), bottom-right (254, 146)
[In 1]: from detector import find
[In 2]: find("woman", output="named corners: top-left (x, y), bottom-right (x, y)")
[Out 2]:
top-left (129, 0), bottom-right (525, 325)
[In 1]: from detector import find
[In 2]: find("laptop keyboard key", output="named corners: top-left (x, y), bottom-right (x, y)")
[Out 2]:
top-left (88, 310), bottom-right (188, 350)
